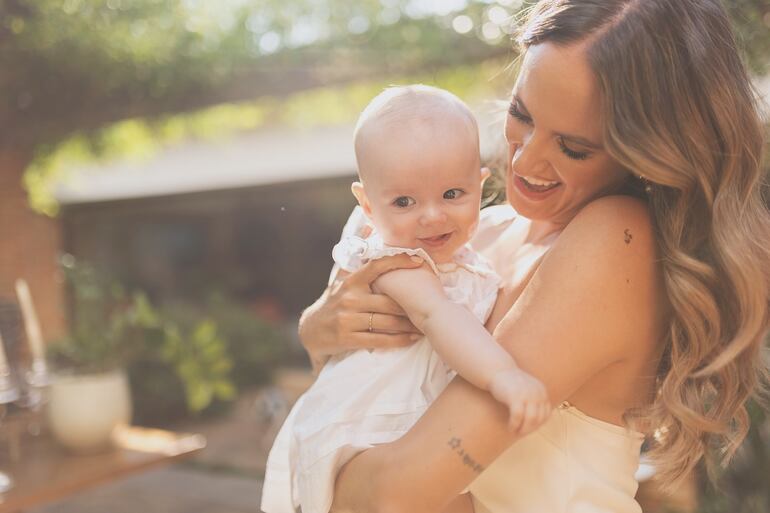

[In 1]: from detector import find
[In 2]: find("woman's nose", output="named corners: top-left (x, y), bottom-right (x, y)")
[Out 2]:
top-left (511, 130), bottom-right (547, 176)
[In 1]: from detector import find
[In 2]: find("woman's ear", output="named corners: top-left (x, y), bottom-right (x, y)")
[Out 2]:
top-left (351, 182), bottom-right (373, 217)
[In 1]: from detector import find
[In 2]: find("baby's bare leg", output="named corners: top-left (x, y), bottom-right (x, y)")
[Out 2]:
top-left (441, 493), bottom-right (475, 513)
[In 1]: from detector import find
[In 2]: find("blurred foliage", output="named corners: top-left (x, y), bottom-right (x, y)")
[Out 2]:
top-left (725, 0), bottom-right (770, 75)
top-left (695, 399), bottom-right (770, 513)
top-left (47, 255), bottom-right (236, 417)
top-left (2, 0), bottom-right (520, 150)
top-left (2, 0), bottom-right (764, 148)
top-left (162, 296), bottom-right (301, 389)
top-left (6, 0), bottom-right (764, 215)
top-left (47, 255), bottom-right (140, 373)
top-left (131, 296), bottom-right (297, 425)
top-left (26, 58), bottom-right (513, 215)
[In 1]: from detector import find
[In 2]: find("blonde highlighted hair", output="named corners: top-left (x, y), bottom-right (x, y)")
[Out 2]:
top-left (518, 0), bottom-right (770, 485)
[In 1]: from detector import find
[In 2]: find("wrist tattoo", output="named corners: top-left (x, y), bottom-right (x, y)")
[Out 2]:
top-left (447, 437), bottom-right (485, 474)
top-left (624, 228), bottom-right (633, 244)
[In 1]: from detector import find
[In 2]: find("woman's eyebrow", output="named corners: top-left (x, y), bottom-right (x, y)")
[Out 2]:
top-left (515, 96), bottom-right (603, 150)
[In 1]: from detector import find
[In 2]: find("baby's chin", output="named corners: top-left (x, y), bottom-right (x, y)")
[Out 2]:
top-left (418, 235), bottom-right (470, 264)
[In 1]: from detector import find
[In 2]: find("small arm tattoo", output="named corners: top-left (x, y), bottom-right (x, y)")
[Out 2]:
top-left (624, 229), bottom-right (633, 244)
top-left (447, 437), bottom-right (485, 474)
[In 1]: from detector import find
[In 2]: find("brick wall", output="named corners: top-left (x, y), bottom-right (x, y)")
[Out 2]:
top-left (0, 148), bottom-right (66, 347)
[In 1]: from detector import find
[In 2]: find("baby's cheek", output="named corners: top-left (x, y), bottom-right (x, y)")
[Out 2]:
top-left (462, 213), bottom-right (480, 243)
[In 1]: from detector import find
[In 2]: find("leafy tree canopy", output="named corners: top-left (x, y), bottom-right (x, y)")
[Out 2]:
top-left (3, 0), bottom-right (767, 214)
top-left (2, 0), bottom-right (524, 148)
top-left (5, 0), bottom-right (766, 148)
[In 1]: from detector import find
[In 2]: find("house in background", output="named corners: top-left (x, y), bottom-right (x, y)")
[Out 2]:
top-left (56, 124), bottom-right (360, 320)
top-left (54, 103), bottom-right (510, 321)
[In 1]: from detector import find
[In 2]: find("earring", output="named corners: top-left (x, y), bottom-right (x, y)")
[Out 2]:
top-left (639, 175), bottom-right (653, 194)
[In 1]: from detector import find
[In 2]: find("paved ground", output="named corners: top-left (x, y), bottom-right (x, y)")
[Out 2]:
top-left (29, 368), bottom-right (315, 513)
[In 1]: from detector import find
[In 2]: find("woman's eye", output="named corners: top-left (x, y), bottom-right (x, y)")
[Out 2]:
top-left (558, 138), bottom-right (590, 161)
top-left (393, 196), bottom-right (416, 208)
top-left (443, 189), bottom-right (464, 200)
top-left (508, 102), bottom-right (532, 125)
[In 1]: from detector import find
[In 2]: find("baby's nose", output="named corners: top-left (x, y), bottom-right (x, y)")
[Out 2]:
top-left (420, 205), bottom-right (448, 225)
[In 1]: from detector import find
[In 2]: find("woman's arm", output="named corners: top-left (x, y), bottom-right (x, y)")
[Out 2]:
top-left (332, 196), bottom-right (661, 513)
top-left (298, 253), bottom-right (424, 373)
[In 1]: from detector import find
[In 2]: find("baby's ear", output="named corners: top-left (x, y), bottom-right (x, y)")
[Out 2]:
top-left (480, 167), bottom-right (492, 184)
top-left (351, 182), bottom-right (373, 217)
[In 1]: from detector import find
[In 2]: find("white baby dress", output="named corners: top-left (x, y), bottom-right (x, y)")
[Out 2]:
top-left (260, 207), bottom-right (501, 513)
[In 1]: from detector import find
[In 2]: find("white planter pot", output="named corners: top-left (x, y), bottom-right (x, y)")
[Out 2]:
top-left (47, 369), bottom-right (132, 453)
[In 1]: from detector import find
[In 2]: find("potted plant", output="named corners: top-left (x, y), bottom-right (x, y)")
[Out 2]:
top-left (46, 256), bottom-right (235, 452)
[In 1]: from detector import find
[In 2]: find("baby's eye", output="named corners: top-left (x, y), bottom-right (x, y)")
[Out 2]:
top-left (393, 196), bottom-right (416, 208)
top-left (443, 189), bottom-right (464, 200)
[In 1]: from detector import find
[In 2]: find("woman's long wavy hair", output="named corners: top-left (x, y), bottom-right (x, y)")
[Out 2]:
top-left (518, 0), bottom-right (770, 486)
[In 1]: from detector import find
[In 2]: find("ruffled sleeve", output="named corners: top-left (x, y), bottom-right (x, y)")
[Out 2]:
top-left (470, 204), bottom-right (517, 254)
top-left (330, 206), bottom-right (442, 276)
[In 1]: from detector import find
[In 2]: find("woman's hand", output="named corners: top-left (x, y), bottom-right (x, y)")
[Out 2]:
top-left (298, 253), bottom-right (425, 373)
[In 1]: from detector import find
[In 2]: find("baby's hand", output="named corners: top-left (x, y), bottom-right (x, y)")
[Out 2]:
top-left (488, 368), bottom-right (551, 436)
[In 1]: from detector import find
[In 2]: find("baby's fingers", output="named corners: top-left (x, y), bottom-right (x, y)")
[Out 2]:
top-left (517, 401), bottom-right (547, 436)
top-left (507, 400), bottom-right (526, 432)
top-left (540, 402), bottom-right (553, 425)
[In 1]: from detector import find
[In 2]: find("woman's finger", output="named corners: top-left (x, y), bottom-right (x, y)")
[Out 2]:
top-left (348, 332), bottom-right (421, 350)
top-left (357, 312), bottom-right (419, 334)
top-left (360, 293), bottom-right (410, 317)
top-left (348, 254), bottom-right (424, 288)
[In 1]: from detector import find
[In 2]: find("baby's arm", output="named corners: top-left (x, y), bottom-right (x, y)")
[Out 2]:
top-left (374, 266), bottom-right (550, 433)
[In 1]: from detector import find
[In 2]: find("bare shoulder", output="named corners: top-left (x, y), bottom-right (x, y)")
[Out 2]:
top-left (554, 194), bottom-right (657, 276)
top-left (491, 194), bottom-right (662, 399)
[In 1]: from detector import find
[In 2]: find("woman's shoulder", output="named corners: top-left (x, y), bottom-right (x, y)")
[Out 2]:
top-left (541, 195), bottom-right (661, 323)
top-left (559, 195), bottom-right (657, 265)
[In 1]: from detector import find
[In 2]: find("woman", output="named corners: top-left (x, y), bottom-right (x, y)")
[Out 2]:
top-left (298, 1), bottom-right (770, 511)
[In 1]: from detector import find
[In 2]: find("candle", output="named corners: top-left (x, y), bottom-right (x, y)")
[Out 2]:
top-left (0, 330), bottom-right (9, 376)
top-left (15, 279), bottom-right (46, 363)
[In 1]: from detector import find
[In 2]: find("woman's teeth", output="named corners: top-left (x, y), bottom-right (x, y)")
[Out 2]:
top-left (520, 175), bottom-right (561, 191)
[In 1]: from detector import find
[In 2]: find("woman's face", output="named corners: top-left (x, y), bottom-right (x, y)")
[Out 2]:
top-left (505, 42), bottom-right (630, 227)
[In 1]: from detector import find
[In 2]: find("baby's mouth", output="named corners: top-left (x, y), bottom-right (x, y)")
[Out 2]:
top-left (418, 232), bottom-right (453, 247)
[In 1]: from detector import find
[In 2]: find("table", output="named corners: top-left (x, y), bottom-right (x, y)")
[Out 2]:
top-left (0, 426), bottom-right (206, 512)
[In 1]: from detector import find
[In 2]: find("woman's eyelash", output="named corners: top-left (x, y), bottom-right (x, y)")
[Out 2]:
top-left (510, 101), bottom-right (590, 160)
top-left (508, 103), bottom-right (532, 124)
top-left (558, 138), bottom-right (590, 160)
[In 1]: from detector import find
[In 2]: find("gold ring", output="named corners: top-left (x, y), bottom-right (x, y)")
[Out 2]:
top-left (368, 312), bottom-right (374, 332)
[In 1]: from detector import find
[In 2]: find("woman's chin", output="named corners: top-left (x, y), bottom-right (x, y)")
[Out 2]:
top-left (507, 192), bottom-right (550, 221)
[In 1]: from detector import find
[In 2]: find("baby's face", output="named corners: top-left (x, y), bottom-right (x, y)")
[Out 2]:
top-left (355, 124), bottom-right (484, 264)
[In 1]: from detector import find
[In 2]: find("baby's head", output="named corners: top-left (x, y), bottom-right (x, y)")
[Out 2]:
top-left (352, 85), bottom-right (487, 264)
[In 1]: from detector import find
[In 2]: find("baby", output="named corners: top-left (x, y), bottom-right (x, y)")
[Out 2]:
top-left (261, 85), bottom-right (550, 513)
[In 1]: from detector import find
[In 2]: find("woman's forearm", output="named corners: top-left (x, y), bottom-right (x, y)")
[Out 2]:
top-left (331, 444), bottom-right (390, 513)
top-left (332, 377), bottom-right (519, 513)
